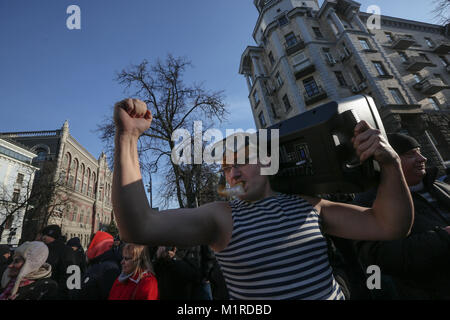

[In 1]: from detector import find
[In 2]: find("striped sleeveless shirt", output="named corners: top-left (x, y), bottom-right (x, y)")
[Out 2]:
top-left (214, 193), bottom-right (345, 300)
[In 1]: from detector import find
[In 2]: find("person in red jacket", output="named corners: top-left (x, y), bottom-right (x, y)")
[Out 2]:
top-left (108, 243), bottom-right (158, 300)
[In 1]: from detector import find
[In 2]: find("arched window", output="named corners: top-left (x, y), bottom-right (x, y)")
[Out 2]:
top-left (87, 168), bottom-right (91, 196)
top-left (92, 172), bottom-right (97, 198)
top-left (80, 164), bottom-right (85, 193)
top-left (64, 153), bottom-right (72, 184)
top-left (73, 159), bottom-right (80, 191)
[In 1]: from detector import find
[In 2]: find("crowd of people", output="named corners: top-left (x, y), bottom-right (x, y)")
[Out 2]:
top-left (0, 225), bottom-right (229, 300)
top-left (0, 97), bottom-right (448, 300)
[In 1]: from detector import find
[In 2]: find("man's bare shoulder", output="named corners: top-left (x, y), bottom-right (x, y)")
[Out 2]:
top-left (298, 194), bottom-right (323, 208)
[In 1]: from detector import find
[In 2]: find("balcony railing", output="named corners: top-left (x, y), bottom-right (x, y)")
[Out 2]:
top-left (391, 35), bottom-right (416, 50)
top-left (433, 39), bottom-right (450, 54)
top-left (303, 86), bottom-right (328, 106)
top-left (293, 59), bottom-right (316, 79)
top-left (413, 78), bottom-right (450, 95)
top-left (285, 36), bottom-right (306, 56)
top-left (404, 56), bottom-right (437, 72)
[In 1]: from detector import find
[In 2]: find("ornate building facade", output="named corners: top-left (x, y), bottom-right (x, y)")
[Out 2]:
top-left (240, 0), bottom-right (450, 172)
top-left (0, 121), bottom-right (113, 248)
top-left (0, 138), bottom-right (38, 246)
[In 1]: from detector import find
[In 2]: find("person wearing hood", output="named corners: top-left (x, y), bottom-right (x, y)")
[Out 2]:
top-left (74, 231), bottom-right (121, 300)
top-left (66, 237), bottom-right (87, 275)
top-left (108, 243), bottom-right (158, 300)
top-left (0, 241), bottom-right (58, 300)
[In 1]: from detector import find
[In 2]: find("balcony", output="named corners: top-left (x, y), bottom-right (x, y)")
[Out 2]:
top-left (293, 59), bottom-right (316, 79)
top-left (404, 56), bottom-right (437, 72)
top-left (303, 86), bottom-right (328, 106)
top-left (391, 35), bottom-right (416, 50)
top-left (285, 37), bottom-right (306, 56)
top-left (413, 78), bottom-right (450, 95)
top-left (433, 39), bottom-right (450, 54)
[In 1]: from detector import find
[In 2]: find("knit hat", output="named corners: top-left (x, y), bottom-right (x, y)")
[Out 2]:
top-left (1, 241), bottom-right (52, 299)
top-left (66, 237), bottom-right (82, 249)
top-left (86, 231), bottom-right (113, 261)
top-left (387, 133), bottom-right (421, 155)
top-left (0, 245), bottom-right (10, 256)
top-left (41, 225), bottom-right (62, 240)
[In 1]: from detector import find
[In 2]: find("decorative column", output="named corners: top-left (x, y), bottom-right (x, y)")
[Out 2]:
top-left (328, 8), bottom-right (345, 34)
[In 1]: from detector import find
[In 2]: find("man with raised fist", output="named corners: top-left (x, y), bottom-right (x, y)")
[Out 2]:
top-left (111, 98), bottom-right (413, 300)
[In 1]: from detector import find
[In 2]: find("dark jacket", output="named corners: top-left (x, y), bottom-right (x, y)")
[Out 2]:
top-left (45, 239), bottom-right (78, 299)
top-left (74, 249), bottom-right (121, 300)
top-left (153, 254), bottom-right (199, 300)
top-left (0, 255), bottom-right (11, 281)
top-left (353, 170), bottom-right (450, 299)
top-left (10, 278), bottom-right (59, 300)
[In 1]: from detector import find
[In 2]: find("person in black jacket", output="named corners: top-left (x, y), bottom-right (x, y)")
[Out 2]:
top-left (40, 225), bottom-right (77, 299)
top-left (0, 245), bottom-right (12, 281)
top-left (353, 133), bottom-right (450, 299)
top-left (73, 231), bottom-right (121, 300)
top-left (66, 237), bottom-right (87, 275)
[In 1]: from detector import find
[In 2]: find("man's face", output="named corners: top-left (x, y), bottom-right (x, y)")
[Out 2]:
top-left (223, 162), bottom-right (270, 201)
top-left (41, 235), bottom-right (55, 244)
top-left (8, 255), bottom-right (25, 278)
top-left (400, 147), bottom-right (427, 186)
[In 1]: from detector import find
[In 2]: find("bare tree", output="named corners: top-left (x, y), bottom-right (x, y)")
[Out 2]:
top-left (431, 0), bottom-right (450, 25)
top-left (18, 162), bottom-right (73, 241)
top-left (97, 54), bottom-right (228, 208)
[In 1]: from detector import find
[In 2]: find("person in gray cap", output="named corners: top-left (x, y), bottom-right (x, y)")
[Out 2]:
top-left (353, 133), bottom-right (450, 299)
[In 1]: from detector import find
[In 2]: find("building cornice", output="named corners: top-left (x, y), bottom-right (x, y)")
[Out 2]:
top-left (239, 46), bottom-right (265, 74)
top-left (358, 12), bottom-right (446, 35)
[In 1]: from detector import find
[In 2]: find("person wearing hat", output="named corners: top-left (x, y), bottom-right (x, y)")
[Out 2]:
top-left (0, 245), bottom-right (12, 281)
top-left (353, 133), bottom-right (450, 299)
top-left (40, 225), bottom-right (77, 299)
top-left (110, 98), bottom-right (414, 300)
top-left (66, 237), bottom-right (87, 275)
top-left (73, 231), bottom-right (121, 300)
top-left (0, 241), bottom-right (58, 300)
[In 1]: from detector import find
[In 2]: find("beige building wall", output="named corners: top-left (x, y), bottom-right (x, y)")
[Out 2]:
top-left (241, 0), bottom-right (450, 172)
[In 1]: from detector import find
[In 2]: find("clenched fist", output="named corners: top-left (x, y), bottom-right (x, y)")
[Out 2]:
top-left (114, 98), bottom-right (152, 138)
top-left (352, 120), bottom-right (400, 166)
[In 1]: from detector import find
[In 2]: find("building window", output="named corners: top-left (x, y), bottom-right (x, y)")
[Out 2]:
top-left (282, 94), bottom-right (292, 112)
top-left (253, 90), bottom-right (260, 105)
top-left (303, 77), bottom-right (320, 97)
top-left (12, 189), bottom-right (20, 203)
top-left (334, 71), bottom-right (347, 86)
top-left (428, 97), bottom-right (440, 110)
top-left (312, 27), bottom-right (324, 39)
top-left (413, 74), bottom-right (422, 83)
top-left (268, 52), bottom-right (275, 65)
top-left (398, 52), bottom-right (408, 63)
top-left (258, 112), bottom-right (267, 127)
top-left (36, 149), bottom-right (47, 161)
top-left (4, 216), bottom-right (13, 229)
top-left (278, 15), bottom-right (288, 26)
top-left (389, 88), bottom-right (406, 105)
top-left (373, 61), bottom-right (388, 76)
top-left (425, 38), bottom-right (434, 47)
top-left (16, 173), bottom-right (24, 185)
top-left (359, 38), bottom-right (370, 50)
top-left (354, 65), bottom-right (365, 81)
top-left (275, 72), bottom-right (283, 87)
top-left (342, 43), bottom-right (351, 56)
top-left (385, 32), bottom-right (393, 42)
top-left (434, 73), bottom-right (446, 84)
top-left (438, 56), bottom-right (449, 66)
top-left (284, 33), bottom-right (297, 47)
top-left (270, 103), bottom-right (278, 118)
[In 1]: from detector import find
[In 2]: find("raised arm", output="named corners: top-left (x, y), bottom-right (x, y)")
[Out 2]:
top-left (111, 98), bottom-right (232, 250)
top-left (310, 120), bottom-right (414, 241)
